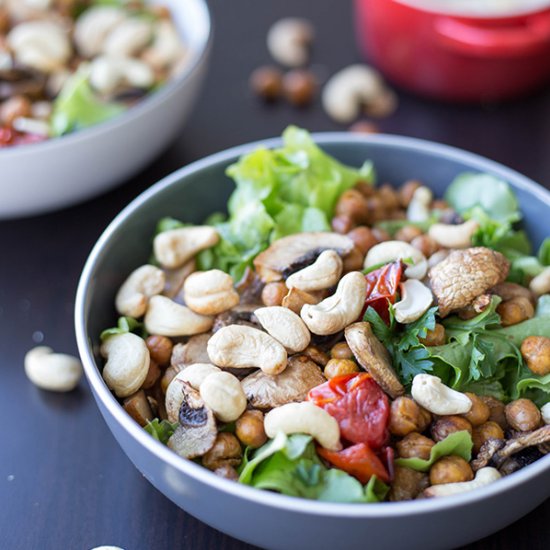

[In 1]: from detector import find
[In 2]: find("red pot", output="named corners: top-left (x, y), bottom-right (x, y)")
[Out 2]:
top-left (354, 0), bottom-right (550, 101)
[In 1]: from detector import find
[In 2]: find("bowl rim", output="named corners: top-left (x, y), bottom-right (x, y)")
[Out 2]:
top-left (75, 132), bottom-right (550, 518)
top-left (0, 0), bottom-right (212, 158)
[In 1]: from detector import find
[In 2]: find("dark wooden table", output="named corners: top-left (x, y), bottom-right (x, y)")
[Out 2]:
top-left (1, 1), bottom-right (549, 549)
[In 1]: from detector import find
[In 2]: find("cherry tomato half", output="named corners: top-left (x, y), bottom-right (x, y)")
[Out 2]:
top-left (307, 373), bottom-right (390, 450)
top-left (363, 260), bottom-right (404, 324)
top-left (317, 442), bottom-right (390, 484)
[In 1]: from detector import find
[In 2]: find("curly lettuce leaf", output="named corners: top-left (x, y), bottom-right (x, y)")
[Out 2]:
top-left (50, 67), bottom-right (126, 136)
top-left (395, 431), bottom-right (473, 472)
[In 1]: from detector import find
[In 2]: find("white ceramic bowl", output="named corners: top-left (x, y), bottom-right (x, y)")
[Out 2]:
top-left (0, 0), bottom-right (211, 219)
top-left (76, 134), bottom-right (550, 550)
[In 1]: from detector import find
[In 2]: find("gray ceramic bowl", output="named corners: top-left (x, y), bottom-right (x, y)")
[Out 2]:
top-left (75, 134), bottom-right (550, 550)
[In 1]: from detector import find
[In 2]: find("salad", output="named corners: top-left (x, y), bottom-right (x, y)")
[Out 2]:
top-left (0, 0), bottom-right (187, 147)
top-left (100, 127), bottom-right (550, 503)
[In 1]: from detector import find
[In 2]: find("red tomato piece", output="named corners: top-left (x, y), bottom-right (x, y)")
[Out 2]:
top-left (363, 260), bottom-right (404, 324)
top-left (307, 373), bottom-right (390, 449)
top-left (0, 126), bottom-right (47, 148)
top-left (317, 442), bottom-right (390, 484)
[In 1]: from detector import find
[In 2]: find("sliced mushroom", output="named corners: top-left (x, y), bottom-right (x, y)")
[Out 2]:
top-left (162, 259), bottom-right (196, 299)
top-left (123, 390), bottom-right (153, 427)
top-left (345, 322), bottom-right (404, 398)
top-left (171, 333), bottom-right (212, 369)
top-left (253, 232), bottom-right (354, 282)
top-left (493, 425), bottom-right (550, 468)
top-left (429, 247), bottom-right (509, 317)
top-left (471, 438), bottom-right (505, 472)
top-left (241, 355), bottom-right (325, 409)
top-left (235, 267), bottom-right (265, 305)
top-left (212, 304), bottom-right (260, 332)
top-left (167, 382), bottom-right (217, 459)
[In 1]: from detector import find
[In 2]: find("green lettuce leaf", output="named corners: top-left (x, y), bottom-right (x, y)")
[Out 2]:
top-left (50, 68), bottom-right (126, 136)
top-left (395, 431), bottom-right (473, 472)
top-left (100, 316), bottom-right (145, 341)
top-left (144, 419), bottom-right (178, 444)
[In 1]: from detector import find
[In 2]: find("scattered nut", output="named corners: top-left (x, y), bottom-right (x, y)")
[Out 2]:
top-left (207, 325), bottom-right (287, 375)
top-left (264, 401), bottom-right (341, 450)
top-left (283, 69), bottom-right (317, 106)
top-left (505, 399), bottom-right (541, 432)
top-left (266, 17), bottom-right (313, 67)
top-left (102, 17), bottom-right (152, 57)
top-left (301, 271), bottom-right (367, 335)
top-left (183, 269), bottom-right (240, 316)
top-left (202, 433), bottom-right (242, 471)
top-left (250, 65), bottom-right (283, 101)
top-left (89, 55), bottom-right (154, 94)
top-left (100, 333), bottom-right (150, 398)
top-left (541, 402), bottom-right (550, 424)
top-left (200, 371), bottom-right (247, 423)
top-left (285, 250), bottom-right (343, 292)
top-left (24, 346), bottom-right (83, 392)
top-left (115, 264), bottom-right (165, 318)
top-left (411, 374), bottom-right (472, 416)
top-left (254, 306), bottom-right (311, 352)
top-left (236, 410), bottom-right (267, 448)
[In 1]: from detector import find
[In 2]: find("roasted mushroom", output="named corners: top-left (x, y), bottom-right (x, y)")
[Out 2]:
top-left (162, 260), bottom-right (196, 299)
top-left (167, 382), bottom-right (217, 459)
top-left (241, 355), bottom-right (325, 409)
top-left (429, 247), bottom-right (509, 317)
top-left (345, 322), bottom-right (404, 398)
top-left (171, 333), bottom-right (212, 368)
top-left (212, 304), bottom-right (260, 332)
top-left (253, 232), bottom-right (354, 282)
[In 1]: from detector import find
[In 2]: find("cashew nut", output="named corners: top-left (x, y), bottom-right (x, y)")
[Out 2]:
top-left (7, 21), bottom-right (71, 73)
top-left (300, 271), bottom-right (367, 335)
top-left (541, 402), bottom-right (550, 425)
top-left (266, 18), bottom-right (313, 67)
top-left (254, 306), bottom-right (311, 353)
top-left (364, 241), bottom-right (428, 279)
top-left (183, 269), bottom-right (240, 316)
top-left (264, 402), bottom-right (341, 450)
top-left (200, 371), bottom-right (247, 423)
top-left (429, 219), bottom-right (480, 249)
top-left (102, 17), bottom-right (152, 57)
top-left (411, 374), bottom-right (472, 415)
top-left (424, 468), bottom-right (501, 498)
top-left (24, 346), bottom-right (82, 392)
top-left (207, 325), bottom-right (287, 375)
top-left (394, 280), bottom-right (433, 324)
top-left (285, 250), bottom-right (343, 292)
top-left (322, 64), bottom-right (386, 123)
top-left (100, 332), bottom-right (150, 398)
top-left (529, 266), bottom-right (550, 296)
top-left (89, 55), bottom-right (154, 94)
top-left (74, 6), bottom-right (127, 57)
top-left (142, 20), bottom-right (186, 70)
top-left (154, 226), bottom-right (219, 269)
top-left (176, 363), bottom-right (221, 390)
top-left (428, 249), bottom-right (450, 268)
top-left (115, 264), bottom-right (165, 318)
top-left (407, 186), bottom-right (432, 223)
top-left (144, 295), bottom-right (213, 337)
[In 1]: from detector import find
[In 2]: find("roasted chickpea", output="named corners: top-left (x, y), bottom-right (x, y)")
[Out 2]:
top-left (411, 234), bottom-right (439, 258)
top-left (431, 416), bottom-right (473, 442)
top-left (324, 358), bottom-right (359, 379)
top-left (505, 399), bottom-right (541, 432)
top-left (521, 336), bottom-right (550, 376)
top-left (399, 180), bottom-right (422, 208)
top-left (249, 65), bottom-right (283, 101)
top-left (331, 342), bottom-right (354, 360)
top-left (418, 323), bottom-right (446, 347)
top-left (332, 214), bottom-right (354, 234)
top-left (342, 246), bottom-right (365, 273)
top-left (282, 69), bottom-right (317, 106)
top-left (202, 433), bottom-right (242, 471)
top-left (479, 396), bottom-right (508, 430)
top-left (335, 189), bottom-right (369, 224)
top-left (303, 345), bottom-right (330, 367)
top-left (430, 456), bottom-right (473, 485)
top-left (347, 226), bottom-right (378, 255)
top-left (145, 335), bottom-right (173, 366)
top-left (371, 227), bottom-right (390, 243)
top-left (261, 282), bottom-right (287, 307)
top-left (235, 410), bottom-right (267, 449)
top-left (354, 181), bottom-right (376, 198)
top-left (378, 184), bottom-right (401, 211)
top-left (497, 296), bottom-right (535, 327)
top-left (141, 360), bottom-right (161, 390)
top-left (396, 432), bottom-right (435, 461)
top-left (160, 365), bottom-right (179, 394)
top-left (389, 397), bottom-right (432, 437)
top-left (472, 421), bottom-right (505, 454)
top-left (462, 393), bottom-right (491, 427)
top-left (389, 466), bottom-right (429, 502)
top-left (366, 196), bottom-right (386, 223)
top-left (214, 465), bottom-right (239, 480)
top-left (395, 225), bottom-right (423, 243)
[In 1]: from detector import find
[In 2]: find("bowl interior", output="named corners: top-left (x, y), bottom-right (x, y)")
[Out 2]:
top-left (77, 133), bottom-right (550, 517)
